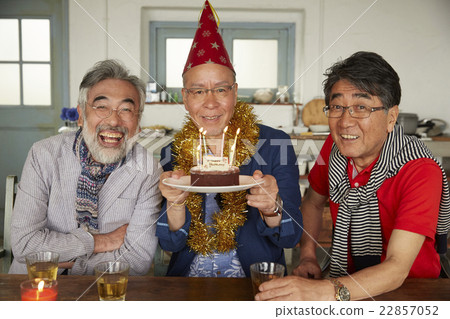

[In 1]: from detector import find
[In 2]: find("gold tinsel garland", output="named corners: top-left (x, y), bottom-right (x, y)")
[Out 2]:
top-left (171, 101), bottom-right (260, 255)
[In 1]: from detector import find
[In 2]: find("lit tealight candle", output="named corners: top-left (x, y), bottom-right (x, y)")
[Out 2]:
top-left (21, 278), bottom-right (58, 301)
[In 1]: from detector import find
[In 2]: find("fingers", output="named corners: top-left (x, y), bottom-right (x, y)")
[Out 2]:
top-left (247, 175), bottom-right (279, 213)
top-left (255, 277), bottom-right (299, 301)
top-left (292, 266), bottom-right (303, 277)
top-left (247, 193), bottom-right (275, 210)
top-left (159, 170), bottom-right (184, 185)
top-left (255, 289), bottom-right (294, 301)
top-left (171, 169), bottom-right (186, 179)
top-left (252, 169), bottom-right (264, 180)
top-left (249, 173), bottom-right (278, 195)
top-left (258, 276), bottom-right (290, 291)
top-left (292, 260), bottom-right (322, 278)
top-left (159, 170), bottom-right (188, 203)
top-left (293, 267), bottom-right (320, 279)
top-left (160, 170), bottom-right (185, 183)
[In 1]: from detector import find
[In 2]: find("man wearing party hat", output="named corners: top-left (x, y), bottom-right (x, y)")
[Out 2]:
top-left (156, 1), bottom-right (302, 277)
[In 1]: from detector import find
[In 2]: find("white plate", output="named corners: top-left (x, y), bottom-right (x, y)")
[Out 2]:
top-left (162, 175), bottom-right (264, 193)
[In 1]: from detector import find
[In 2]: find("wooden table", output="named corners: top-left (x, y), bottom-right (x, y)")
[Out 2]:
top-left (0, 274), bottom-right (253, 301)
top-left (0, 274), bottom-right (448, 301)
top-left (364, 278), bottom-right (450, 301)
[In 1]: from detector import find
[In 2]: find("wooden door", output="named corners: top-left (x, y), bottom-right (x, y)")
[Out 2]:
top-left (0, 0), bottom-right (68, 237)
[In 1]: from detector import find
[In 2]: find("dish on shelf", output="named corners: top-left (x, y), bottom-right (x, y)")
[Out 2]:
top-left (309, 124), bottom-right (330, 132)
top-left (293, 126), bottom-right (309, 135)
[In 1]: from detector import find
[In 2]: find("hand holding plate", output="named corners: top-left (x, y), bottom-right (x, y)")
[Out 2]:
top-left (247, 170), bottom-right (278, 212)
top-left (159, 170), bottom-right (189, 205)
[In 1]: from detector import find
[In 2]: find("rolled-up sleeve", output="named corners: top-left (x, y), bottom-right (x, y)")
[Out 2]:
top-left (156, 200), bottom-right (192, 252)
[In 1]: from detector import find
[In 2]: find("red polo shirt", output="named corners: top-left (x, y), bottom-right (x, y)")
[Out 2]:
top-left (309, 135), bottom-right (442, 278)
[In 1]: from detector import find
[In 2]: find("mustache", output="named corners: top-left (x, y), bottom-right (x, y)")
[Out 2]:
top-left (96, 125), bottom-right (128, 135)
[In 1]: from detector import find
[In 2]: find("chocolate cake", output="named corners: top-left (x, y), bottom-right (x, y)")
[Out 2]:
top-left (190, 166), bottom-right (239, 187)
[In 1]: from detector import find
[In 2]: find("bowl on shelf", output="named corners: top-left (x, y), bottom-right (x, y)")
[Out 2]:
top-left (253, 88), bottom-right (274, 104)
top-left (293, 126), bottom-right (309, 135)
top-left (309, 124), bottom-right (329, 133)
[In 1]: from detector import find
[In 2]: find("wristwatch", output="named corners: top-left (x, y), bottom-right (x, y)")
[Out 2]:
top-left (261, 193), bottom-right (283, 217)
top-left (328, 278), bottom-right (351, 301)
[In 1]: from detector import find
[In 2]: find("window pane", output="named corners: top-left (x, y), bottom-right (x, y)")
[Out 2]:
top-left (233, 39), bottom-right (278, 89)
top-left (23, 64), bottom-right (51, 105)
top-left (0, 64), bottom-right (21, 105)
top-left (0, 19), bottom-right (19, 61)
top-left (166, 38), bottom-right (193, 87)
top-left (22, 19), bottom-right (50, 62)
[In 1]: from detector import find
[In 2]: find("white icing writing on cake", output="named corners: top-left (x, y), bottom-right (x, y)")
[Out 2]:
top-left (201, 156), bottom-right (230, 171)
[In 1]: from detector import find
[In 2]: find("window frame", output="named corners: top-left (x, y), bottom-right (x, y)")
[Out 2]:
top-left (0, 16), bottom-right (53, 107)
top-left (149, 21), bottom-right (295, 100)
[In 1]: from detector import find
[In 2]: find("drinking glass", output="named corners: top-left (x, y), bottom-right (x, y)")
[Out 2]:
top-left (250, 262), bottom-right (285, 296)
top-left (26, 251), bottom-right (59, 281)
top-left (94, 261), bottom-right (129, 301)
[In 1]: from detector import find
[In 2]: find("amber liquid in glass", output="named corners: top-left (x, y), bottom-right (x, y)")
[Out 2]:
top-left (251, 274), bottom-right (280, 296)
top-left (27, 262), bottom-right (58, 281)
top-left (97, 275), bottom-right (128, 301)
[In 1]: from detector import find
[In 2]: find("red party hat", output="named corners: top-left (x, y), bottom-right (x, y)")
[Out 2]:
top-left (183, 1), bottom-right (235, 75)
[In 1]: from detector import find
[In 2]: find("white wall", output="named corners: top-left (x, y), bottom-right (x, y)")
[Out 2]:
top-left (69, 0), bottom-right (450, 133)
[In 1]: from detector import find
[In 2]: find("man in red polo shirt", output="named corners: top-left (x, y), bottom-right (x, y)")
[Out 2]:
top-left (255, 51), bottom-right (449, 301)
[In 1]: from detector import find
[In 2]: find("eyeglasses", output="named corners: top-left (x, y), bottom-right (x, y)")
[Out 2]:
top-left (184, 83), bottom-right (236, 101)
top-left (323, 104), bottom-right (387, 119)
top-left (88, 103), bottom-right (137, 122)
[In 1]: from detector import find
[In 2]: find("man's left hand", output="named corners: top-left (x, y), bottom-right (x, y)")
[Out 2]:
top-left (247, 170), bottom-right (282, 226)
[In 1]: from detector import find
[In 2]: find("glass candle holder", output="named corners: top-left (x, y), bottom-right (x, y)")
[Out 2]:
top-left (20, 278), bottom-right (58, 301)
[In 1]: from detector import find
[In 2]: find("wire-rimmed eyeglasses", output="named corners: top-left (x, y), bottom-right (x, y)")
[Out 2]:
top-left (323, 104), bottom-right (387, 118)
top-left (184, 83), bottom-right (236, 101)
top-left (88, 104), bottom-right (137, 122)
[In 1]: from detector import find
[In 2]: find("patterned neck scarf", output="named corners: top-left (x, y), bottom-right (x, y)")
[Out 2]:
top-left (328, 124), bottom-right (450, 277)
top-left (73, 129), bottom-right (121, 233)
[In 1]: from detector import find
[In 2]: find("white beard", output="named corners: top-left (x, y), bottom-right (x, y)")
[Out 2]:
top-left (82, 120), bottom-right (137, 164)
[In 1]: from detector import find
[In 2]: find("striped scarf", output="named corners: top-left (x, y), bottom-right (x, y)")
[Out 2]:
top-left (73, 129), bottom-right (121, 233)
top-left (329, 124), bottom-right (450, 277)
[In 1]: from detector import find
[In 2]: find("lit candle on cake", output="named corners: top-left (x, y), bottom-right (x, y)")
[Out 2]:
top-left (196, 144), bottom-right (201, 166)
top-left (202, 129), bottom-right (208, 156)
top-left (199, 127), bottom-right (203, 165)
top-left (229, 128), bottom-right (240, 166)
top-left (220, 126), bottom-right (228, 158)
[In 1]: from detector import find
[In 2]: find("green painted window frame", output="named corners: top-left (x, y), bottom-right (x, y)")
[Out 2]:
top-left (0, 17), bottom-right (52, 107)
top-left (149, 21), bottom-right (295, 99)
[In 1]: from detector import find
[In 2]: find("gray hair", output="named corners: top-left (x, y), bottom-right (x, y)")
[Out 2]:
top-left (77, 59), bottom-right (146, 120)
top-left (323, 51), bottom-right (401, 110)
